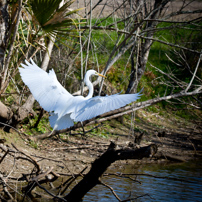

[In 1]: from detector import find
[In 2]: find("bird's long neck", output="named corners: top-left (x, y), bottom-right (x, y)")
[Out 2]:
top-left (84, 76), bottom-right (94, 99)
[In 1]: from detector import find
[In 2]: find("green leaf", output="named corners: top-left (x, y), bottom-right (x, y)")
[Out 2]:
top-left (28, 0), bottom-right (84, 37)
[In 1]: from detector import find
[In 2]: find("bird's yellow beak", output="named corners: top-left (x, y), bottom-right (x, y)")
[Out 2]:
top-left (97, 73), bottom-right (106, 78)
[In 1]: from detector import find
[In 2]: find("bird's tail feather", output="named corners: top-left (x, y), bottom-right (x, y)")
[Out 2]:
top-left (49, 113), bottom-right (74, 130)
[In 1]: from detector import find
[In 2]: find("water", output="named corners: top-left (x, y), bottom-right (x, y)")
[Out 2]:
top-left (84, 161), bottom-right (202, 202)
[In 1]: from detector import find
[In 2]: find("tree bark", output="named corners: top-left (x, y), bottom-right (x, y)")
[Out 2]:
top-left (0, 0), bottom-right (22, 93)
top-left (0, 0), bottom-right (9, 69)
top-left (0, 0), bottom-right (9, 86)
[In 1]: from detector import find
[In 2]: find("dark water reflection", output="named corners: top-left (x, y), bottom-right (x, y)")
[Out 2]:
top-left (84, 161), bottom-right (202, 202)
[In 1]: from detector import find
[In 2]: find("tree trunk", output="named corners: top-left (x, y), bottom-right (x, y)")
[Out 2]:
top-left (0, 0), bottom-right (22, 93)
top-left (126, 0), bottom-right (166, 94)
top-left (0, 0), bottom-right (9, 81)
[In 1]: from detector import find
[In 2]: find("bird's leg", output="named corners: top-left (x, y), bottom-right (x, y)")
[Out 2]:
top-left (81, 122), bottom-right (85, 134)
top-left (55, 131), bottom-right (63, 142)
top-left (80, 122), bottom-right (86, 138)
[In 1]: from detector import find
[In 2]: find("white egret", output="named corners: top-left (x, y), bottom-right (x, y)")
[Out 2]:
top-left (19, 59), bottom-right (142, 130)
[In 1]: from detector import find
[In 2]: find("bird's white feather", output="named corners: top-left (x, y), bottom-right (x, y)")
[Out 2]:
top-left (19, 59), bottom-right (73, 116)
top-left (72, 93), bottom-right (141, 122)
top-left (49, 113), bottom-right (74, 130)
top-left (19, 59), bottom-right (142, 130)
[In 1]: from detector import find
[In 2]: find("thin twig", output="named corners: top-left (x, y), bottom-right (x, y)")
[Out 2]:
top-left (99, 180), bottom-right (122, 201)
top-left (11, 143), bottom-right (41, 174)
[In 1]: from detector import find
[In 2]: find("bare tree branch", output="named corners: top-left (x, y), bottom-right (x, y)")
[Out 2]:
top-left (185, 51), bottom-right (202, 92)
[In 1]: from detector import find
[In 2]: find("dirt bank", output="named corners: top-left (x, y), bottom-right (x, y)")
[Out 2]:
top-left (0, 109), bottom-right (202, 178)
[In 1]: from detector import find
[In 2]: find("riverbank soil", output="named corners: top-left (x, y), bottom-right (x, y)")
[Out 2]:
top-left (0, 109), bottom-right (202, 177)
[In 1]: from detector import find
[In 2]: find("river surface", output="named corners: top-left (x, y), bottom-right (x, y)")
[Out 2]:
top-left (83, 161), bottom-right (202, 202)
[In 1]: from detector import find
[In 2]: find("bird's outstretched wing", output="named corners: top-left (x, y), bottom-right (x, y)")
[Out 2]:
top-left (19, 59), bottom-right (73, 115)
top-left (72, 92), bottom-right (142, 122)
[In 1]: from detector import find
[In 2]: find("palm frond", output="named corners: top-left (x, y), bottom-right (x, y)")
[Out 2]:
top-left (28, 0), bottom-right (84, 37)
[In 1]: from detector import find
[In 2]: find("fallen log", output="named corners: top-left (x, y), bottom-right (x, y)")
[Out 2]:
top-left (64, 142), bottom-right (157, 202)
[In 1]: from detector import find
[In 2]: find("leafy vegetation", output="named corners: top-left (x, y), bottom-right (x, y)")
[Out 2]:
top-left (0, 1), bottom-right (201, 137)
top-left (47, 19), bottom-right (202, 132)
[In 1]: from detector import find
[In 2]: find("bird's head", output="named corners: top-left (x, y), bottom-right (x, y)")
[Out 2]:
top-left (85, 70), bottom-right (106, 80)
